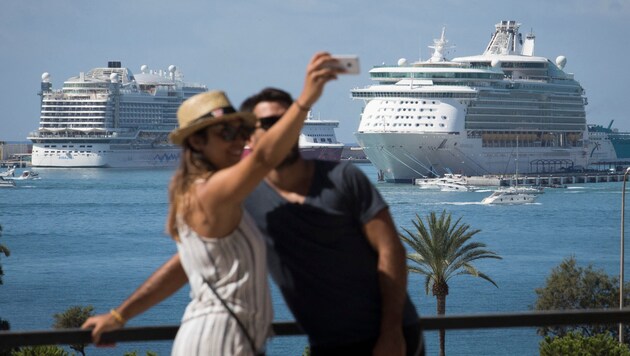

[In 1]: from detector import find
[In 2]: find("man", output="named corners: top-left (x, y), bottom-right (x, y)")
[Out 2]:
top-left (240, 88), bottom-right (423, 356)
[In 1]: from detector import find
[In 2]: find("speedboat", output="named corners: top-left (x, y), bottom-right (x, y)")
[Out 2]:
top-left (0, 166), bottom-right (15, 177)
top-left (5, 170), bottom-right (40, 180)
top-left (417, 173), bottom-right (472, 191)
top-left (481, 186), bottom-right (540, 204)
top-left (0, 177), bottom-right (16, 188)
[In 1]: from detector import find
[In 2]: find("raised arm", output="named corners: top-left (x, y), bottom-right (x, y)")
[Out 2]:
top-left (199, 53), bottom-right (339, 214)
top-left (363, 208), bottom-right (408, 356)
top-left (82, 253), bottom-right (187, 344)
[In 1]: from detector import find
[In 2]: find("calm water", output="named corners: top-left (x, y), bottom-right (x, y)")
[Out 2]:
top-left (0, 164), bottom-right (624, 355)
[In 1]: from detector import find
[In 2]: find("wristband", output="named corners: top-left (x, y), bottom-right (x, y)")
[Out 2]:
top-left (110, 309), bottom-right (126, 325)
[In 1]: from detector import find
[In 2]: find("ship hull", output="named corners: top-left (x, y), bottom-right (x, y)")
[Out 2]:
top-left (31, 143), bottom-right (180, 168)
top-left (299, 145), bottom-right (344, 161)
top-left (356, 132), bottom-right (590, 182)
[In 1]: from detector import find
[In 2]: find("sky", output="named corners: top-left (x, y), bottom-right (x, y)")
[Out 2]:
top-left (1, 0), bottom-right (629, 143)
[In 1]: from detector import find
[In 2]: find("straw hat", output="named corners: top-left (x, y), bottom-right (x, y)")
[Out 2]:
top-left (169, 90), bottom-right (256, 145)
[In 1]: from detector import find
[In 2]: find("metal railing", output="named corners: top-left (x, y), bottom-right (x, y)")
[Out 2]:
top-left (2, 308), bottom-right (630, 348)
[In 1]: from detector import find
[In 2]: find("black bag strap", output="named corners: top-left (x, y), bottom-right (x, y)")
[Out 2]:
top-left (202, 276), bottom-right (258, 355)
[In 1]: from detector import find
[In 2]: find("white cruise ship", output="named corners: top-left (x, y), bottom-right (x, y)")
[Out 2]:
top-left (298, 112), bottom-right (344, 161)
top-left (28, 61), bottom-right (207, 168)
top-left (351, 21), bottom-right (615, 182)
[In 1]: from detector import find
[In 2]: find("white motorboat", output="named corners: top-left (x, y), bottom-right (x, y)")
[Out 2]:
top-left (416, 173), bottom-right (472, 191)
top-left (437, 181), bottom-right (472, 192)
top-left (481, 186), bottom-right (539, 204)
top-left (0, 166), bottom-right (15, 177)
top-left (5, 170), bottom-right (40, 180)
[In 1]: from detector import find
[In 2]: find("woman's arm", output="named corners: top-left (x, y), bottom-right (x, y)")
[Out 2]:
top-left (82, 254), bottom-right (187, 344)
top-left (199, 53), bottom-right (340, 225)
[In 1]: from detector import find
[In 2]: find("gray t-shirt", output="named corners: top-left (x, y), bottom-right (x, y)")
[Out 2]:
top-left (245, 160), bottom-right (419, 347)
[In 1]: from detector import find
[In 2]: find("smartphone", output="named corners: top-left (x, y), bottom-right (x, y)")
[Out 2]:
top-left (329, 55), bottom-right (360, 75)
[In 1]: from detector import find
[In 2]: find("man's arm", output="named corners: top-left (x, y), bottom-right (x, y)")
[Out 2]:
top-left (82, 253), bottom-right (188, 344)
top-left (363, 208), bottom-right (408, 356)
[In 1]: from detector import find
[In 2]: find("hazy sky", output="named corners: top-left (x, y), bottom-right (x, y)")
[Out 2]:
top-left (1, 0), bottom-right (628, 143)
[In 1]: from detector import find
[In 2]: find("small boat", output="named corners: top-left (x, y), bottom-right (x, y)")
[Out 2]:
top-left (417, 173), bottom-right (472, 191)
top-left (482, 136), bottom-right (541, 204)
top-left (4, 170), bottom-right (40, 180)
top-left (437, 181), bottom-right (472, 192)
top-left (0, 177), bottom-right (16, 188)
top-left (481, 186), bottom-right (539, 204)
top-left (0, 166), bottom-right (15, 177)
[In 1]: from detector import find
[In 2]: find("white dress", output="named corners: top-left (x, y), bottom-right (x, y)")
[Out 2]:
top-left (172, 211), bottom-right (272, 356)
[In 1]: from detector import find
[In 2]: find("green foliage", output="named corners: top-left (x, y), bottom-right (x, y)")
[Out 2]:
top-left (52, 305), bottom-right (94, 356)
top-left (10, 345), bottom-right (69, 356)
top-left (123, 351), bottom-right (158, 356)
top-left (0, 318), bottom-right (9, 331)
top-left (540, 332), bottom-right (630, 356)
top-left (534, 256), bottom-right (630, 339)
top-left (52, 305), bottom-right (94, 329)
top-left (399, 210), bottom-right (502, 296)
top-left (303, 345), bottom-right (311, 356)
top-left (399, 210), bottom-right (501, 356)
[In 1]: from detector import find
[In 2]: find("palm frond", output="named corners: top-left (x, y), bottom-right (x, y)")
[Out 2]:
top-left (401, 210), bottom-right (501, 295)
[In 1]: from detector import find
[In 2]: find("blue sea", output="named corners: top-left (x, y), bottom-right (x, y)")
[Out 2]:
top-left (0, 164), bottom-right (624, 355)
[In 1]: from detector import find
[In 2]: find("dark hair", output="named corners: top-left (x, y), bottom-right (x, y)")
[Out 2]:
top-left (239, 87), bottom-right (293, 113)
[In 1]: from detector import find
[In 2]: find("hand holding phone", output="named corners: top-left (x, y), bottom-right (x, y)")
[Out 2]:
top-left (327, 55), bottom-right (360, 75)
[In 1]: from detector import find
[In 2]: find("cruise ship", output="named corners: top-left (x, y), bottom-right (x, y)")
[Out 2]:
top-left (351, 20), bottom-right (616, 182)
top-left (28, 61), bottom-right (344, 167)
top-left (297, 112), bottom-right (344, 161)
top-left (28, 61), bottom-right (207, 168)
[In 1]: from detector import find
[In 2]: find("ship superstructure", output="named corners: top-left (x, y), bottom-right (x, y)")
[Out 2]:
top-left (352, 21), bottom-right (612, 182)
top-left (299, 112), bottom-right (344, 161)
top-left (29, 61), bottom-right (207, 167)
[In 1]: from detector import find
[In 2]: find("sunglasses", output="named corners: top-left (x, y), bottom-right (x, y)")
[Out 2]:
top-left (211, 123), bottom-right (256, 141)
top-left (257, 115), bottom-right (282, 130)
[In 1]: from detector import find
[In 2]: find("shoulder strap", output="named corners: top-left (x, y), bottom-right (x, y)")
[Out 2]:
top-left (202, 275), bottom-right (258, 355)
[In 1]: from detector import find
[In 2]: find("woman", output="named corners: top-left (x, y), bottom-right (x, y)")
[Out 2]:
top-left (82, 52), bottom-right (340, 355)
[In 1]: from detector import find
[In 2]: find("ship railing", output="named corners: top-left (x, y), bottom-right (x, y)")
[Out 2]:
top-left (27, 130), bottom-right (138, 140)
top-left (2, 308), bottom-right (630, 349)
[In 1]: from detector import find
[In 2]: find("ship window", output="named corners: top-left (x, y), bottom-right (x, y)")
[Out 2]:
top-left (327, 138), bottom-right (332, 143)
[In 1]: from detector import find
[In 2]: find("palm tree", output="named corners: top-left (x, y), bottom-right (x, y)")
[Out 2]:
top-left (399, 210), bottom-right (501, 356)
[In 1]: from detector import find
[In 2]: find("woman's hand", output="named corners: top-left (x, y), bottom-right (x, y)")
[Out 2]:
top-left (297, 52), bottom-right (344, 109)
top-left (81, 311), bottom-right (125, 345)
